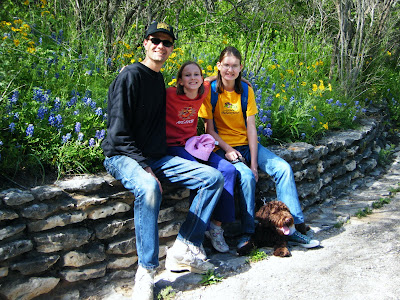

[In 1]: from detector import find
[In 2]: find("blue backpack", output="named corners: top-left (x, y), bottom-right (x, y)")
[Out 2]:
top-left (210, 80), bottom-right (249, 132)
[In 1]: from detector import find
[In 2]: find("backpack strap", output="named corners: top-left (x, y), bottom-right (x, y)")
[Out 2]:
top-left (210, 80), bottom-right (249, 132)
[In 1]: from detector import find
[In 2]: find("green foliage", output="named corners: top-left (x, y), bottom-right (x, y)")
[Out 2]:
top-left (0, 0), bottom-right (397, 179)
top-left (247, 249), bottom-right (268, 263)
top-left (157, 286), bottom-right (176, 300)
top-left (378, 144), bottom-right (396, 166)
top-left (355, 206), bottom-right (373, 218)
top-left (200, 270), bottom-right (223, 286)
top-left (372, 197), bottom-right (391, 209)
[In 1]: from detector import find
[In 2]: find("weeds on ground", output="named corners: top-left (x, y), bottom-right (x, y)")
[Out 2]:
top-left (355, 207), bottom-right (373, 218)
top-left (378, 144), bottom-right (396, 166)
top-left (157, 286), bottom-right (176, 300)
top-left (200, 270), bottom-right (223, 286)
top-left (246, 249), bottom-right (269, 263)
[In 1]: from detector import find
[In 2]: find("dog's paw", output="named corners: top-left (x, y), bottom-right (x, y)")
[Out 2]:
top-left (273, 247), bottom-right (291, 257)
top-left (237, 240), bottom-right (256, 256)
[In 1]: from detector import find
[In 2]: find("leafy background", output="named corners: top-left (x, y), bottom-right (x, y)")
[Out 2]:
top-left (1, 0), bottom-right (399, 183)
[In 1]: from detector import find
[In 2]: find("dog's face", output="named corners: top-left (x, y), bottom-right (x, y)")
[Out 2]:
top-left (255, 201), bottom-right (294, 236)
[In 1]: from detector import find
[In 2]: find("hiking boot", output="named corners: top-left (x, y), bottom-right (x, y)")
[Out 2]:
top-left (166, 241), bottom-right (215, 274)
top-left (205, 227), bottom-right (229, 253)
top-left (188, 242), bottom-right (207, 261)
top-left (132, 266), bottom-right (155, 300)
top-left (288, 230), bottom-right (320, 248)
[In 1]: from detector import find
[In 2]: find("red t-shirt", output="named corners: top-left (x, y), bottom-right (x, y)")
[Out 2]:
top-left (166, 81), bottom-right (210, 146)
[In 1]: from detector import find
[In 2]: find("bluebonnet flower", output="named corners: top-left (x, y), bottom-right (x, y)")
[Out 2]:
top-left (77, 132), bottom-right (84, 141)
top-left (354, 101), bottom-right (359, 106)
top-left (263, 125), bottom-right (272, 138)
top-left (75, 122), bottom-right (81, 133)
top-left (352, 116), bottom-right (357, 121)
top-left (271, 83), bottom-right (276, 91)
top-left (95, 129), bottom-right (105, 140)
top-left (39, 37), bottom-right (42, 44)
top-left (103, 113), bottom-right (107, 121)
top-left (69, 69), bottom-right (74, 76)
top-left (37, 106), bottom-right (48, 119)
top-left (26, 124), bottom-right (34, 137)
top-left (107, 58), bottom-right (112, 66)
top-left (9, 122), bottom-right (16, 133)
top-left (61, 65), bottom-right (66, 70)
top-left (327, 98), bottom-right (333, 104)
top-left (33, 87), bottom-right (49, 103)
top-left (261, 115), bottom-right (267, 124)
top-left (279, 105), bottom-right (285, 111)
top-left (53, 97), bottom-right (61, 111)
top-left (301, 133), bottom-right (306, 139)
top-left (62, 133), bottom-right (71, 144)
top-left (13, 112), bottom-right (19, 120)
top-left (257, 125), bottom-right (263, 135)
top-left (9, 90), bottom-right (19, 105)
top-left (258, 109), bottom-right (264, 118)
top-left (265, 76), bottom-right (270, 86)
top-left (335, 100), bottom-right (342, 107)
top-left (67, 96), bottom-right (77, 107)
top-left (0, 140), bottom-right (3, 146)
top-left (361, 108), bottom-right (367, 113)
top-left (85, 70), bottom-right (93, 76)
top-left (290, 96), bottom-right (295, 101)
top-left (319, 112), bottom-right (324, 116)
top-left (95, 107), bottom-right (103, 116)
top-left (74, 110), bottom-right (79, 115)
top-left (89, 138), bottom-right (95, 147)
top-left (54, 73), bottom-right (59, 79)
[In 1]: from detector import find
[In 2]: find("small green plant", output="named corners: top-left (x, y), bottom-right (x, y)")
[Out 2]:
top-left (334, 220), bottom-right (345, 228)
top-left (372, 197), bottom-right (391, 209)
top-left (355, 206), bottom-right (373, 218)
top-left (200, 270), bottom-right (223, 286)
top-left (378, 144), bottom-right (395, 166)
top-left (157, 286), bottom-right (176, 300)
top-left (389, 183), bottom-right (400, 194)
top-left (247, 249), bottom-right (268, 263)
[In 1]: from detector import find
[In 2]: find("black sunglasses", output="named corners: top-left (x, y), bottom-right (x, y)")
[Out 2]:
top-left (150, 37), bottom-right (173, 48)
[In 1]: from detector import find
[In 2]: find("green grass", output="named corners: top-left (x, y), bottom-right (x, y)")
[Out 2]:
top-left (200, 270), bottom-right (223, 286)
top-left (157, 286), bottom-right (176, 300)
top-left (246, 248), bottom-right (268, 263)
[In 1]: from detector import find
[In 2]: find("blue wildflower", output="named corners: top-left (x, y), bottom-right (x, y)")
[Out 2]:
top-left (279, 105), bottom-right (285, 111)
top-left (75, 122), bottom-right (81, 133)
top-left (77, 132), bottom-right (84, 141)
top-left (26, 124), bottom-right (34, 137)
top-left (37, 106), bottom-right (48, 119)
top-left (62, 133), bottom-right (71, 144)
top-left (9, 90), bottom-right (19, 105)
top-left (301, 133), bottom-right (306, 139)
top-left (9, 122), bottom-right (16, 133)
top-left (95, 107), bottom-right (103, 116)
top-left (271, 83), bottom-right (276, 91)
top-left (89, 138), bottom-right (95, 147)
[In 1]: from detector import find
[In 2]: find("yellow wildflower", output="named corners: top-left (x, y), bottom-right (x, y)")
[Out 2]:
top-left (14, 19), bottom-right (23, 25)
top-left (27, 47), bottom-right (36, 53)
top-left (301, 81), bottom-right (306, 86)
top-left (161, 68), bottom-right (165, 72)
top-left (283, 96), bottom-right (287, 100)
top-left (23, 0), bottom-right (29, 4)
top-left (222, 40), bottom-right (228, 45)
top-left (387, 51), bottom-right (391, 56)
top-left (270, 65), bottom-right (276, 70)
top-left (313, 106), bottom-right (317, 110)
top-left (287, 69), bottom-right (294, 76)
top-left (299, 62), bottom-right (303, 66)
top-left (198, 59), bottom-right (204, 64)
top-left (318, 80), bottom-right (325, 91)
top-left (312, 84), bottom-right (318, 92)
top-left (130, 59), bottom-right (136, 63)
top-left (328, 83), bottom-right (332, 92)
top-left (279, 73), bottom-right (284, 79)
top-left (170, 52), bottom-right (177, 59)
top-left (276, 93), bottom-right (280, 98)
top-left (214, 66), bottom-right (218, 72)
top-left (138, 58), bottom-right (142, 62)
top-left (322, 122), bottom-right (329, 130)
top-left (168, 78), bottom-right (177, 86)
top-left (13, 39), bottom-right (20, 47)
top-left (207, 65), bottom-right (213, 71)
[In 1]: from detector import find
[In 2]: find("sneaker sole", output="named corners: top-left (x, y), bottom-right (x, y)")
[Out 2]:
top-left (165, 257), bottom-right (214, 274)
top-left (288, 240), bottom-right (320, 249)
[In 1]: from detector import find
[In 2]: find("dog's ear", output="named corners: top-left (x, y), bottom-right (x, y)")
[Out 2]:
top-left (255, 205), bottom-right (270, 226)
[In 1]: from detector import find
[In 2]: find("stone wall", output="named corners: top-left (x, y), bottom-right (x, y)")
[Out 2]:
top-left (0, 117), bottom-right (388, 299)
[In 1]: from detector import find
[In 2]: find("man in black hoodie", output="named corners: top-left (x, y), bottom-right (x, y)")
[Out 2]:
top-left (102, 21), bottom-right (224, 300)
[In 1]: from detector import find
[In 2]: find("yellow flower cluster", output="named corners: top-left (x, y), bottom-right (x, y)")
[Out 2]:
top-left (1, 19), bottom-right (36, 53)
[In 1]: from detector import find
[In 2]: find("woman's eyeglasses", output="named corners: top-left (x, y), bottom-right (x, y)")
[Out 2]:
top-left (150, 37), bottom-right (173, 48)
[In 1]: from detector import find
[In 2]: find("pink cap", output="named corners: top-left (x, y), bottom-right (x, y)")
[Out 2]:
top-left (185, 134), bottom-right (216, 161)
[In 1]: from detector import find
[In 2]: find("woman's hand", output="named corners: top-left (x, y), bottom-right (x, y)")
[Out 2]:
top-left (144, 166), bottom-right (163, 193)
top-left (224, 148), bottom-right (242, 162)
top-left (250, 165), bottom-right (259, 182)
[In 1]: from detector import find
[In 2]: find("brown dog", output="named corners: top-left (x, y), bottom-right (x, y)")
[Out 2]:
top-left (237, 201), bottom-right (293, 257)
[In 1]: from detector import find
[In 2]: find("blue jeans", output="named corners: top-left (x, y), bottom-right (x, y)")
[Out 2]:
top-left (216, 143), bottom-right (305, 232)
top-left (104, 155), bottom-right (224, 270)
top-left (167, 146), bottom-right (237, 223)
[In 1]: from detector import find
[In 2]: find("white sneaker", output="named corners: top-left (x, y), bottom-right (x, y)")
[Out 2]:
top-left (166, 241), bottom-right (215, 274)
top-left (132, 266), bottom-right (155, 300)
top-left (188, 243), bottom-right (207, 261)
top-left (205, 227), bottom-right (229, 253)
